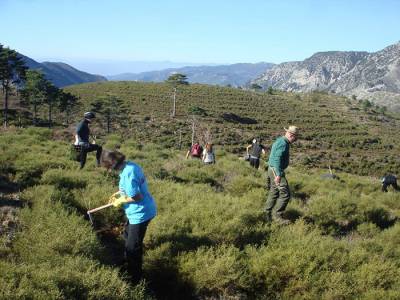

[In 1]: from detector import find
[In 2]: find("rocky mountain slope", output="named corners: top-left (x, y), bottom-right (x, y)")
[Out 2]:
top-left (253, 42), bottom-right (400, 111)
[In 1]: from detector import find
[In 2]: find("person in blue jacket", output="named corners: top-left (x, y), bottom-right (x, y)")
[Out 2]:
top-left (100, 149), bottom-right (157, 283)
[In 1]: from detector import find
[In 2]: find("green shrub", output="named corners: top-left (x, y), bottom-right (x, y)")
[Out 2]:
top-left (2, 127), bottom-right (400, 299)
top-left (307, 191), bottom-right (361, 234)
top-left (178, 245), bottom-right (249, 297)
top-left (0, 258), bottom-right (149, 300)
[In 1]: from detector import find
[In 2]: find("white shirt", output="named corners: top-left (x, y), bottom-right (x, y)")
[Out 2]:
top-left (202, 149), bottom-right (215, 163)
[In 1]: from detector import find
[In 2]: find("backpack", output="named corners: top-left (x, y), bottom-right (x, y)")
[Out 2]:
top-left (191, 144), bottom-right (202, 157)
top-left (70, 144), bottom-right (82, 162)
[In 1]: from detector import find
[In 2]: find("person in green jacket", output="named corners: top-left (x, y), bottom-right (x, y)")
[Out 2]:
top-left (265, 126), bottom-right (299, 223)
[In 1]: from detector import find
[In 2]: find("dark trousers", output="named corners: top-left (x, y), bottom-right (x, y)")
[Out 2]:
top-left (124, 220), bottom-right (150, 282)
top-left (382, 182), bottom-right (399, 192)
top-left (249, 157), bottom-right (260, 169)
top-left (79, 144), bottom-right (102, 169)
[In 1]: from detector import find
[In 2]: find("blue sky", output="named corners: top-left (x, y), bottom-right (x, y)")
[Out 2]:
top-left (1, 0), bottom-right (399, 74)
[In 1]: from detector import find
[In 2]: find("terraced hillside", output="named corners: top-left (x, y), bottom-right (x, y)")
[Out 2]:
top-left (65, 82), bottom-right (400, 176)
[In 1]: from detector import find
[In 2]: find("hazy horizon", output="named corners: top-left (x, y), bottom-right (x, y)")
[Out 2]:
top-left (1, 0), bottom-right (400, 75)
top-left (28, 57), bottom-right (226, 76)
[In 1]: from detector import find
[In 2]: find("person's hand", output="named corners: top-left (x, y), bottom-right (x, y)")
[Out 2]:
top-left (111, 197), bottom-right (127, 207)
top-left (274, 176), bottom-right (281, 186)
top-left (109, 192), bottom-right (130, 207)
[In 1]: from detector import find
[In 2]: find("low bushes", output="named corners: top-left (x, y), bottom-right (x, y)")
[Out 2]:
top-left (1, 128), bottom-right (400, 299)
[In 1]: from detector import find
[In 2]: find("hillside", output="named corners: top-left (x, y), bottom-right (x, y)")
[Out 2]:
top-left (64, 81), bottom-right (400, 177)
top-left (20, 54), bottom-right (107, 87)
top-left (1, 128), bottom-right (400, 299)
top-left (253, 42), bottom-right (400, 111)
top-left (107, 62), bottom-right (274, 87)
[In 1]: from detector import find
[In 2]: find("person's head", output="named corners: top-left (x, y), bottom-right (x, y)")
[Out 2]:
top-left (284, 126), bottom-right (299, 143)
top-left (100, 149), bottom-right (126, 171)
top-left (205, 142), bottom-right (213, 152)
top-left (84, 111), bottom-right (96, 123)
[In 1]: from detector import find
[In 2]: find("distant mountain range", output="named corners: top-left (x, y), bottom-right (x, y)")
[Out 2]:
top-left (16, 41), bottom-right (400, 111)
top-left (107, 62), bottom-right (275, 87)
top-left (252, 42), bottom-right (400, 111)
top-left (20, 54), bottom-right (107, 87)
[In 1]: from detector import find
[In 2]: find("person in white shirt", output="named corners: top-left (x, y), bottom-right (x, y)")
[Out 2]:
top-left (202, 142), bottom-right (215, 164)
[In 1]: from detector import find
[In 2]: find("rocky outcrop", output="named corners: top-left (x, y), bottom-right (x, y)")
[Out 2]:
top-left (254, 42), bottom-right (400, 110)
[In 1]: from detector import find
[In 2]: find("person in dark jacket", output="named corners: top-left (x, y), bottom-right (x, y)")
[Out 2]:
top-left (381, 174), bottom-right (399, 192)
top-left (246, 138), bottom-right (266, 169)
top-left (75, 112), bottom-right (102, 169)
top-left (265, 126), bottom-right (299, 223)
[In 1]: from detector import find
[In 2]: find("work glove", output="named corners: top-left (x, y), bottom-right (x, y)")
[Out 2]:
top-left (109, 192), bottom-right (130, 207)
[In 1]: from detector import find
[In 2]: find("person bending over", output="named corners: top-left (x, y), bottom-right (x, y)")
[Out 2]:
top-left (381, 174), bottom-right (399, 192)
top-left (100, 149), bottom-right (157, 283)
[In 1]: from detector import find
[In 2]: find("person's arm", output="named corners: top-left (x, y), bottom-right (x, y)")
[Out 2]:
top-left (261, 147), bottom-right (266, 156)
top-left (119, 168), bottom-right (145, 203)
top-left (125, 193), bottom-right (143, 203)
top-left (271, 167), bottom-right (281, 185)
top-left (269, 141), bottom-right (286, 184)
top-left (76, 122), bottom-right (84, 140)
top-left (246, 144), bottom-right (252, 155)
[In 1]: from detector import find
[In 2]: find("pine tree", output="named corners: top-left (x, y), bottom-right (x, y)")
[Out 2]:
top-left (20, 70), bottom-right (47, 125)
top-left (90, 94), bottom-right (128, 133)
top-left (0, 45), bottom-right (27, 127)
top-left (58, 91), bottom-right (79, 125)
top-left (166, 73), bottom-right (189, 118)
top-left (43, 81), bottom-right (59, 127)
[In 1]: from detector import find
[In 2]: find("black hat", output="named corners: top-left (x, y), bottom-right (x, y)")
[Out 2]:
top-left (84, 111), bottom-right (95, 119)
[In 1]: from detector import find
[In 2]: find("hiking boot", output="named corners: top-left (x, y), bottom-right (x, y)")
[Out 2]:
top-left (265, 212), bottom-right (272, 223)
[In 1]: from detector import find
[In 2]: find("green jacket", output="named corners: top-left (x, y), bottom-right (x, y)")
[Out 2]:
top-left (268, 136), bottom-right (290, 176)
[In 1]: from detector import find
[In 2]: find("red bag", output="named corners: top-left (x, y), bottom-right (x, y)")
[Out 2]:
top-left (191, 144), bottom-right (202, 157)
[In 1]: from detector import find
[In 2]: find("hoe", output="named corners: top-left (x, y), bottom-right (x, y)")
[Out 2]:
top-left (86, 192), bottom-right (124, 224)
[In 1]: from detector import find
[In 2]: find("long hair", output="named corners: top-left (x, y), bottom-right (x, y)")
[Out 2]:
top-left (100, 149), bottom-right (126, 170)
top-left (205, 142), bottom-right (213, 153)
